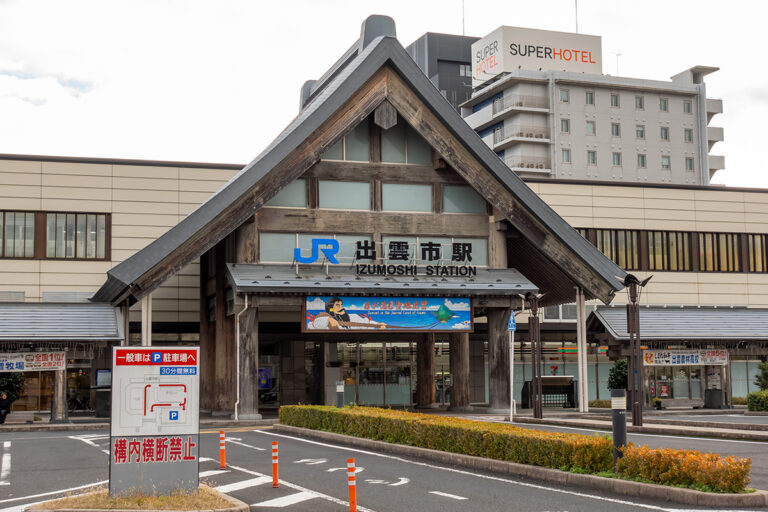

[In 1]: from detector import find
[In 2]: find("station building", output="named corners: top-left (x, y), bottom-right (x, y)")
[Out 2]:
top-left (1, 16), bottom-right (767, 417)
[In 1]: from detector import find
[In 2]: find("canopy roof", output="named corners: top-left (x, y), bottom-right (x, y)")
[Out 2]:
top-left (0, 302), bottom-right (123, 342)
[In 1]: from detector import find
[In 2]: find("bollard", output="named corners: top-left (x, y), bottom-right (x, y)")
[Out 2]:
top-left (272, 441), bottom-right (279, 488)
top-left (219, 430), bottom-right (226, 469)
top-left (336, 380), bottom-right (344, 408)
top-left (347, 458), bottom-right (357, 512)
top-left (611, 388), bottom-right (627, 470)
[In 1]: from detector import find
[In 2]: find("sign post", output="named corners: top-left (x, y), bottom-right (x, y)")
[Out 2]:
top-left (508, 313), bottom-right (516, 422)
top-left (611, 388), bottom-right (627, 470)
top-left (109, 347), bottom-right (200, 496)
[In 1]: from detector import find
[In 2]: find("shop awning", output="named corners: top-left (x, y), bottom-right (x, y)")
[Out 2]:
top-left (0, 302), bottom-right (123, 342)
top-left (226, 264), bottom-right (538, 296)
top-left (588, 306), bottom-right (768, 341)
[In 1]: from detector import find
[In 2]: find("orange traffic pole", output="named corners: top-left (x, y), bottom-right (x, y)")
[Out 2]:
top-left (271, 441), bottom-right (279, 488)
top-left (219, 431), bottom-right (226, 469)
top-left (347, 458), bottom-right (357, 512)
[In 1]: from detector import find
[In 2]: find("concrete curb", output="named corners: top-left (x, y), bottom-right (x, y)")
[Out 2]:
top-left (0, 419), bottom-right (277, 433)
top-left (274, 424), bottom-right (768, 508)
top-left (23, 484), bottom-right (250, 512)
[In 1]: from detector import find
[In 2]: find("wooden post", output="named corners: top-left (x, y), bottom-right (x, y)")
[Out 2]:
top-left (448, 332), bottom-right (472, 411)
top-left (238, 301), bottom-right (262, 419)
top-left (49, 369), bottom-right (68, 423)
top-left (214, 238), bottom-right (233, 416)
top-left (487, 307), bottom-right (512, 412)
top-left (416, 333), bottom-right (436, 408)
top-left (200, 250), bottom-right (215, 412)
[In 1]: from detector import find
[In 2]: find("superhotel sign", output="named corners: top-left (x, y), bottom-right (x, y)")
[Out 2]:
top-left (472, 26), bottom-right (602, 85)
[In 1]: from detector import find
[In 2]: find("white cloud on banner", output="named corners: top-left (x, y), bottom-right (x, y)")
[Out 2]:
top-left (444, 299), bottom-right (470, 311)
top-left (305, 297), bottom-right (327, 311)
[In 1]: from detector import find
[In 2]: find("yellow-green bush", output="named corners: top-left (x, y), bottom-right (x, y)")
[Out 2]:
top-left (279, 405), bottom-right (751, 493)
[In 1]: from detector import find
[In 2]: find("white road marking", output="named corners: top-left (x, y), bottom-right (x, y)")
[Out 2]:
top-left (0, 480), bottom-right (108, 504)
top-left (0, 442), bottom-right (10, 485)
top-left (225, 439), bottom-right (265, 451)
top-left (199, 456), bottom-right (214, 462)
top-left (429, 491), bottom-right (468, 500)
top-left (227, 463), bottom-right (377, 512)
top-left (326, 466), bottom-right (363, 473)
top-left (293, 458), bottom-right (326, 465)
top-left (214, 476), bottom-right (272, 493)
top-left (389, 477), bottom-right (409, 486)
top-left (254, 430), bottom-right (703, 512)
top-left (68, 435), bottom-right (110, 455)
top-left (199, 469), bottom-right (228, 478)
top-left (251, 491), bottom-right (316, 507)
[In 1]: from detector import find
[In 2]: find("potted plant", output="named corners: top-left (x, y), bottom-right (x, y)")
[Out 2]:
top-left (653, 397), bottom-right (663, 410)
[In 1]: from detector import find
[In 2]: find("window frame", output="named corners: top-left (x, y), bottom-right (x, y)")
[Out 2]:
top-left (661, 155), bottom-right (671, 169)
top-left (586, 150), bottom-right (597, 165)
top-left (659, 97), bottom-right (669, 112)
top-left (612, 152), bottom-right (622, 167)
top-left (685, 157), bottom-right (695, 171)
top-left (635, 124), bottom-right (645, 139)
top-left (699, 232), bottom-right (741, 272)
top-left (585, 120), bottom-right (596, 136)
top-left (684, 128), bottom-right (694, 143)
top-left (748, 233), bottom-right (768, 273)
top-left (648, 230), bottom-right (692, 271)
top-left (637, 153), bottom-right (647, 168)
top-left (635, 95), bottom-right (645, 110)
top-left (610, 93), bottom-right (620, 107)
top-left (660, 126), bottom-right (670, 141)
top-left (611, 123), bottom-right (621, 137)
top-left (1, 210), bottom-right (36, 259)
top-left (595, 229), bottom-right (640, 270)
top-left (585, 90), bottom-right (595, 105)
top-left (561, 148), bottom-right (571, 163)
top-left (560, 118), bottom-right (570, 133)
top-left (560, 88), bottom-right (570, 103)
top-left (683, 100), bottom-right (692, 114)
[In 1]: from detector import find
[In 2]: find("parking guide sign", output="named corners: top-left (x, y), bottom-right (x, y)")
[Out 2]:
top-left (110, 347), bottom-right (200, 496)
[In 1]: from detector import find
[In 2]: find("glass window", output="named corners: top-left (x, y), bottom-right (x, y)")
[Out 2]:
top-left (685, 157), bottom-right (694, 171)
top-left (699, 232), bottom-right (741, 272)
top-left (259, 233), bottom-right (296, 263)
top-left (611, 123), bottom-right (620, 137)
top-left (382, 183), bottom-right (432, 212)
top-left (561, 149), bottom-right (571, 163)
top-left (443, 185), bottom-right (486, 214)
top-left (596, 229), bottom-right (639, 270)
top-left (453, 237), bottom-right (487, 266)
top-left (560, 118), bottom-right (570, 133)
top-left (635, 95), bottom-right (644, 110)
top-left (649, 231), bottom-right (692, 271)
top-left (323, 139), bottom-right (343, 160)
top-left (266, 179), bottom-right (307, 208)
top-left (560, 89), bottom-right (569, 102)
top-left (612, 152), bottom-right (622, 166)
top-left (748, 234), bottom-right (768, 272)
top-left (405, 126), bottom-right (432, 164)
top-left (637, 153), bottom-right (647, 168)
top-left (684, 128), bottom-right (693, 143)
top-left (337, 234), bottom-right (372, 263)
top-left (683, 100), bottom-right (692, 113)
top-left (586, 121), bottom-right (596, 135)
top-left (458, 64), bottom-right (472, 77)
top-left (661, 155), bottom-right (671, 169)
top-left (610, 93), bottom-right (620, 107)
top-left (45, 213), bottom-right (106, 259)
top-left (1, 211), bottom-right (35, 258)
top-left (321, 120), bottom-right (370, 162)
top-left (318, 181), bottom-right (370, 210)
top-left (382, 119), bottom-right (432, 165)
top-left (587, 150), bottom-right (597, 165)
top-left (660, 126), bottom-right (670, 140)
top-left (636, 125), bottom-right (645, 139)
top-left (585, 91), bottom-right (594, 105)
top-left (659, 98), bottom-right (669, 112)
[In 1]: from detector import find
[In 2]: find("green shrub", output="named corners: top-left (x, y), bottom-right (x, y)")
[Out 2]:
top-left (754, 362), bottom-right (768, 391)
top-left (588, 400), bottom-right (611, 408)
top-left (732, 396), bottom-right (747, 406)
top-left (280, 405), bottom-right (751, 492)
top-left (747, 390), bottom-right (768, 411)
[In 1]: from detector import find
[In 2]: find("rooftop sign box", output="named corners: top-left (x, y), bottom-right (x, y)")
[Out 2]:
top-left (472, 26), bottom-right (602, 86)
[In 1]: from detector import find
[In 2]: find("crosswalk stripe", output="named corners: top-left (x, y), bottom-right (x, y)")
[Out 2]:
top-left (214, 476), bottom-right (272, 493)
top-left (226, 439), bottom-right (265, 451)
top-left (199, 470), bottom-right (228, 478)
top-left (429, 491), bottom-right (468, 500)
top-left (1, 441), bottom-right (10, 486)
top-left (199, 457), bottom-right (214, 462)
top-left (251, 491), bottom-right (316, 507)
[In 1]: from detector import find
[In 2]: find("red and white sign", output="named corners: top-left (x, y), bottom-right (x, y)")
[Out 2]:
top-left (115, 349), bottom-right (197, 366)
top-left (0, 351), bottom-right (66, 372)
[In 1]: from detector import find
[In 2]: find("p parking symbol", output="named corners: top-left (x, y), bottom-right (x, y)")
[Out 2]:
top-left (169, 410), bottom-right (179, 420)
top-left (152, 352), bottom-right (162, 363)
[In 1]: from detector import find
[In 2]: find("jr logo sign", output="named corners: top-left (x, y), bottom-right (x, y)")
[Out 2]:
top-left (294, 238), bottom-right (340, 264)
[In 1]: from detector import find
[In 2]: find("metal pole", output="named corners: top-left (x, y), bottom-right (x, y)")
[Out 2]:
top-left (509, 329), bottom-right (515, 422)
top-left (611, 388), bottom-right (627, 470)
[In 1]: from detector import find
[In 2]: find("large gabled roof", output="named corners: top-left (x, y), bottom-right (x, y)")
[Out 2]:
top-left (93, 15), bottom-right (626, 306)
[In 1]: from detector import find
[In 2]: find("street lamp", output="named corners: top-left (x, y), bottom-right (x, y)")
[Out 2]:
top-left (617, 274), bottom-right (652, 426)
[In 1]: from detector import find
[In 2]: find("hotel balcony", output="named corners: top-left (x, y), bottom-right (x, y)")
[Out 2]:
top-left (464, 94), bottom-right (550, 131)
top-left (505, 156), bottom-right (552, 174)
top-left (708, 154), bottom-right (725, 179)
top-left (707, 126), bottom-right (724, 150)
top-left (706, 98), bottom-right (723, 123)
top-left (492, 126), bottom-right (550, 151)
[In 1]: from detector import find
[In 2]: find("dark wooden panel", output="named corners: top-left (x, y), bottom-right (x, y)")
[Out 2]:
top-left (306, 160), bottom-right (465, 184)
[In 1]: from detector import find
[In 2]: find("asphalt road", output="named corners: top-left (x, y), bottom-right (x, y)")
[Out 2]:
top-left (649, 414), bottom-right (768, 425)
top-left (1, 427), bottom-right (767, 512)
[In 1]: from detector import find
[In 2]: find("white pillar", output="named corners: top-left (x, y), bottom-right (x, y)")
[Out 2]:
top-left (575, 287), bottom-right (588, 412)
top-left (140, 294), bottom-right (152, 347)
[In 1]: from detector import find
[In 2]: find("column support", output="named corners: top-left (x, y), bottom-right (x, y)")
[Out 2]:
top-left (237, 296), bottom-right (261, 420)
top-left (416, 333), bottom-right (437, 408)
top-left (575, 287), bottom-right (588, 412)
top-left (487, 307), bottom-right (512, 413)
top-left (50, 368), bottom-right (68, 423)
top-left (140, 294), bottom-right (152, 346)
top-left (448, 332), bottom-right (472, 412)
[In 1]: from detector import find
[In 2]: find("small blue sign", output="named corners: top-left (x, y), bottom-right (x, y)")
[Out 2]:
top-left (160, 367), bottom-right (197, 375)
top-left (508, 313), bottom-right (516, 332)
top-left (152, 352), bottom-right (162, 363)
top-left (169, 410), bottom-right (179, 421)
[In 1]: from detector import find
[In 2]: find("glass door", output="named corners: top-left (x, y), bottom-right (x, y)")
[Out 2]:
top-left (358, 342), bottom-right (384, 405)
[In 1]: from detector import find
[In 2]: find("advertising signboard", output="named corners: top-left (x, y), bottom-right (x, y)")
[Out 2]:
top-left (0, 351), bottom-right (66, 372)
top-left (110, 347), bottom-right (199, 496)
top-left (303, 296), bottom-right (472, 332)
top-left (642, 349), bottom-right (728, 366)
top-left (472, 26), bottom-right (602, 86)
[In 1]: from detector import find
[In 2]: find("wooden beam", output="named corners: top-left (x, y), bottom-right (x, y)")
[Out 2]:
top-left (305, 160), bottom-right (464, 183)
top-left (374, 100), bottom-right (397, 129)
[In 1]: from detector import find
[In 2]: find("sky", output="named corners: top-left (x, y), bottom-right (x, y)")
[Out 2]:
top-left (0, 0), bottom-right (766, 187)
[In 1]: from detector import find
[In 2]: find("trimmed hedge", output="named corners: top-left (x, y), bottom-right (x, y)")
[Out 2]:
top-left (747, 390), bottom-right (768, 411)
top-left (279, 405), bottom-right (752, 493)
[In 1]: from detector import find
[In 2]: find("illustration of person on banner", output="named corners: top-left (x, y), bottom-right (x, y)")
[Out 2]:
top-left (308, 297), bottom-right (387, 330)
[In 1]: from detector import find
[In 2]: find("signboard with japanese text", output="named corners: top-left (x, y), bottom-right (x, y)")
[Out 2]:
top-left (642, 349), bottom-right (728, 367)
top-left (110, 347), bottom-right (199, 496)
top-left (0, 351), bottom-right (66, 372)
top-left (303, 296), bottom-right (472, 332)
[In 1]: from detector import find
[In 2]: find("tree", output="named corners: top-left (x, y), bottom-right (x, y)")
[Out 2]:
top-left (608, 359), bottom-right (628, 391)
top-left (754, 362), bottom-right (768, 391)
top-left (0, 372), bottom-right (25, 402)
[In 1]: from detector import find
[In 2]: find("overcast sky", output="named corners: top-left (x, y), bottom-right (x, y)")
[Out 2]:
top-left (0, 0), bottom-right (765, 187)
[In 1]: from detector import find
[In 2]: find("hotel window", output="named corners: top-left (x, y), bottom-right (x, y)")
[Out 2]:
top-left (46, 213), bottom-right (106, 259)
top-left (596, 229), bottom-right (640, 270)
top-left (635, 95), bottom-right (644, 110)
top-left (635, 124), bottom-right (645, 139)
top-left (382, 235), bottom-right (488, 266)
top-left (685, 157), bottom-right (695, 171)
top-left (661, 155), bottom-right (671, 169)
top-left (610, 93), bottom-right (620, 107)
top-left (1, 211), bottom-right (35, 258)
top-left (265, 179), bottom-right (307, 208)
top-left (587, 150), bottom-right (597, 165)
top-left (318, 181), bottom-right (370, 210)
top-left (683, 100), bottom-right (692, 113)
top-left (381, 119), bottom-right (432, 165)
top-left (684, 128), bottom-right (693, 143)
top-left (443, 185), bottom-right (486, 214)
top-left (649, 231), bottom-right (692, 271)
top-left (637, 153), bottom-right (647, 168)
top-left (586, 120), bottom-right (596, 135)
top-left (748, 234), bottom-right (768, 272)
top-left (561, 148), bottom-right (571, 163)
top-left (322, 120), bottom-right (370, 162)
top-left (382, 183), bottom-right (432, 212)
top-left (699, 232), bottom-right (741, 272)
top-left (585, 91), bottom-right (595, 105)
top-left (659, 97), bottom-right (669, 112)
top-left (560, 89), bottom-right (569, 102)
top-left (612, 152), bottom-right (622, 166)
top-left (560, 118), bottom-right (570, 133)
top-left (611, 123), bottom-right (621, 137)
top-left (458, 64), bottom-right (472, 77)
top-left (660, 126), bottom-right (670, 140)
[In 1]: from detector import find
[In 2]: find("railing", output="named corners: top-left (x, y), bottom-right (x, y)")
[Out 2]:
top-left (493, 126), bottom-right (550, 144)
top-left (492, 94), bottom-right (549, 114)
top-left (505, 156), bottom-right (551, 170)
